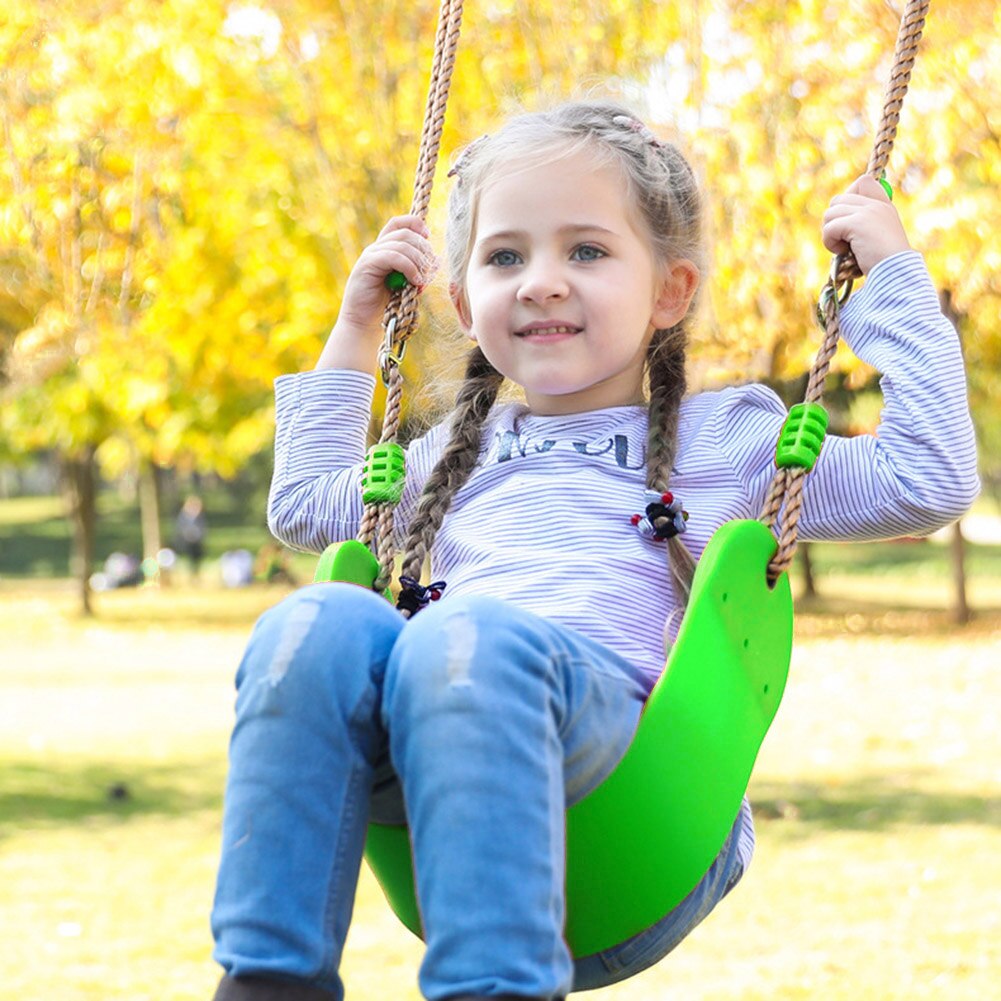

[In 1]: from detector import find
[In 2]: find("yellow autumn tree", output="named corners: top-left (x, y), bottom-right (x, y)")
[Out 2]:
top-left (673, 0), bottom-right (999, 426)
top-left (1, 0), bottom-right (691, 611)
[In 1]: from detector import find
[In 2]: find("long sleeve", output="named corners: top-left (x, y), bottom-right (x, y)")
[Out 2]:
top-left (267, 369), bottom-right (372, 551)
top-left (267, 369), bottom-right (445, 553)
top-left (715, 251), bottom-right (979, 541)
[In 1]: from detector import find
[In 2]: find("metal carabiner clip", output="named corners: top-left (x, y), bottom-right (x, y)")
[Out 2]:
top-left (378, 315), bottom-right (407, 385)
top-left (830, 252), bottom-right (855, 307)
top-left (815, 253), bottom-right (855, 330)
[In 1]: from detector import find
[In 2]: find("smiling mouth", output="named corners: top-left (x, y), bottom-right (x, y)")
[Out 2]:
top-left (515, 325), bottom-right (582, 337)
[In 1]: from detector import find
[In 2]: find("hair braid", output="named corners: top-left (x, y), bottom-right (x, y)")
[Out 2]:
top-left (400, 346), bottom-right (503, 583)
top-left (647, 323), bottom-right (697, 603)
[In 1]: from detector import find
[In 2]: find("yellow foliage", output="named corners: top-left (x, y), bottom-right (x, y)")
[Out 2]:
top-left (1, 0), bottom-right (998, 477)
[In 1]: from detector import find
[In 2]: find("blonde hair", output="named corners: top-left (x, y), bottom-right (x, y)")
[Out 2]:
top-left (400, 100), bottom-right (705, 603)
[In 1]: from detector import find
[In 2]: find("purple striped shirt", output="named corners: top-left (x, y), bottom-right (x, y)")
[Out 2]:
top-left (269, 251), bottom-right (979, 687)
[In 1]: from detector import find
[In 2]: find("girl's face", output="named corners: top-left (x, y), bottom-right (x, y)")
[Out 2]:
top-left (452, 152), bottom-right (698, 415)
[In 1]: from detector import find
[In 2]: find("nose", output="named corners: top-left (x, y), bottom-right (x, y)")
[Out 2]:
top-left (516, 256), bottom-right (569, 305)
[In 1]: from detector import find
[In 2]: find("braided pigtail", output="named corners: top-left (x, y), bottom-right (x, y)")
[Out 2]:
top-left (398, 346), bottom-right (503, 605)
top-left (646, 324), bottom-right (697, 605)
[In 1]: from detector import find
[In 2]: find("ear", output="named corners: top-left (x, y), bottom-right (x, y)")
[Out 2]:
top-left (651, 259), bottom-right (700, 330)
top-left (449, 282), bottom-right (476, 339)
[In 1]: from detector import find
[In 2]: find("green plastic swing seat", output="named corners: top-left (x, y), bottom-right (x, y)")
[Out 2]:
top-left (314, 518), bottom-right (793, 958)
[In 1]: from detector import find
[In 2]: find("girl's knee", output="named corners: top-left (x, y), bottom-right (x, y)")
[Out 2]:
top-left (259, 580), bottom-right (394, 627)
top-left (405, 593), bottom-right (519, 643)
top-left (255, 582), bottom-right (398, 644)
top-left (386, 595), bottom-right (547, 709)
top-left (396, 593), bottom-right (511, 666)
top-left (237, 583), bottom-right (402, 696)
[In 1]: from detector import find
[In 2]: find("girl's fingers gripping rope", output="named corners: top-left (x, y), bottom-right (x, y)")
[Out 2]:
top-left (374, 218), bottom-right (437, 280)
top-left (340, 220), bottom-right (439, 332)
top-left (821, 176), bottom-right (909, 275)
top-left (378, 214), bottom-right (431, 239)
top-left (378, 215), bottom-right (437, 289)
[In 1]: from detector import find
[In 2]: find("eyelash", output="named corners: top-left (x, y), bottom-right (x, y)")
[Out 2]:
top-left (485, 244), bottom-right (607, 267)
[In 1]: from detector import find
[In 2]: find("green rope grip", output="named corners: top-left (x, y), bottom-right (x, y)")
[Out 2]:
top-left (362, 442), bottom-right (406, 505)
top-left (384, 271), bottom-right (408, 291)
top-left (775, 402), bottom-right (829, 472)
top-left (878, 176), bottom-right (893, 201)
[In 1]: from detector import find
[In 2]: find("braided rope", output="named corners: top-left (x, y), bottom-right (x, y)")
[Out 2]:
top-left (761, 0), bottom-right (931, 580)
top-left (358, 0), bottom-right (464, 590)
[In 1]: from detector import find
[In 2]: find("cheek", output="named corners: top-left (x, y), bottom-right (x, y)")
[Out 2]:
top-left (465, 282), bottom-right (497, 323)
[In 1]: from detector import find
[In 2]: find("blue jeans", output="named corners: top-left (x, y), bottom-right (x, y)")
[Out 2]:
top-left (211, 584), bottom-right (751, 999)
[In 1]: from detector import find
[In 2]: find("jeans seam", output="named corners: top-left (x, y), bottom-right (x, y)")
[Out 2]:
top-left (319, 759), bottom-right (368, 988)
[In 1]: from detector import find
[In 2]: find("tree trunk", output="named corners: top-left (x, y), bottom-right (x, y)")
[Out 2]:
top-left (799, 542), bottom-right (818, 599)
top-left (61, 446), bottom-right (98, 617)
top-left (139, 459), bottom-right (163, 560)
top-left (950, 520), bottom-right (971, 625)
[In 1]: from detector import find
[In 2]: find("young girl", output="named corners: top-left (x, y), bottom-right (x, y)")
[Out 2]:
top-left (209, 101), bottom-right (979, 1001)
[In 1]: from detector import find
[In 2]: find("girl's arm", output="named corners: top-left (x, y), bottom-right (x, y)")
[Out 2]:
top-left (800, 248), bottom-right (978, 539)
top-left (717, 178), bottom-right (978, 540)
top-left (266, 369), bottom-right (372, 552)
top-left (267, 215), bottom-right (440, 552)
top-left (717, 250), bottom-right (979, 541)
top-left (316, 215), bottom-right (437, 372)
top-left (267, 369), bottom-right (446, 553)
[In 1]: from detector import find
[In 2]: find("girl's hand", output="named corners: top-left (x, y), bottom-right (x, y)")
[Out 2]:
top-left (318, 215), bottom-right (438, 371)
top-left (821, 175), bottom-right (911, 275)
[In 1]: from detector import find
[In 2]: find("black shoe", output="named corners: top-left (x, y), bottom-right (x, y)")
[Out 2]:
top-left (444, 996), bottom-right (563, 1000)
top-left (212, 975), bottom-right (338, 1001)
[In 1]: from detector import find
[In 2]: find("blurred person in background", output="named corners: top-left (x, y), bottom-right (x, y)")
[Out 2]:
top-left (174, 494), bottom-right (208, 582)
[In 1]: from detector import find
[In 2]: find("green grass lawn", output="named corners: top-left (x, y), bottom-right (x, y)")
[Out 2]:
top-left (1, 513), bottom-right (1000, 998)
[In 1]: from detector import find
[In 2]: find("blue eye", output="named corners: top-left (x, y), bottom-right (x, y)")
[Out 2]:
top-left (487, 249), bottom-right (521, 267)
top-left (572, 244), bottom-right (606, 262)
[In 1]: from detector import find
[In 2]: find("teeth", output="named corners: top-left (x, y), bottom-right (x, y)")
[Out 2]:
top-left (520, 326), bottom-right (577, 335)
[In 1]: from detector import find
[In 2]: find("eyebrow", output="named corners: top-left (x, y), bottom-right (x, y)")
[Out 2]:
top-left (475, 223), bottom-right (617, 245)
